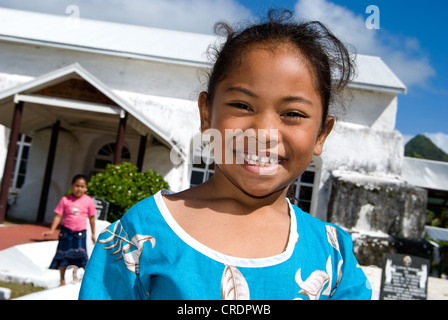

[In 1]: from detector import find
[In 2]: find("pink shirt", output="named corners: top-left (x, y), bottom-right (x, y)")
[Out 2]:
top-left (54, 194), bottom-right (97, 231)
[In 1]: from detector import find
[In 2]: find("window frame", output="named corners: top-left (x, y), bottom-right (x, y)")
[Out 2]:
top-left (11, 134), bottom-right (32, 189)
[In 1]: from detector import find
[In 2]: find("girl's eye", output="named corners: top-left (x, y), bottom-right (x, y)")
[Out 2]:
top-left (282, 111), bottom-right (306, 118)
top-left (228, 103), bottom-right (252, 111)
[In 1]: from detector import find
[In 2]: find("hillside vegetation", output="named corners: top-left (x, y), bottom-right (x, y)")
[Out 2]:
top-left (405, 134), bottom-right (448, 162)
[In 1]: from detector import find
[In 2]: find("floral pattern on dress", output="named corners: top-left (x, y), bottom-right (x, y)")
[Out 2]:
top-left (221, 265), bottom-right (250, 300)
top-left (98, 220), bottom-right (155, 274)
top-left (294, 225), bottom-right (344, 300)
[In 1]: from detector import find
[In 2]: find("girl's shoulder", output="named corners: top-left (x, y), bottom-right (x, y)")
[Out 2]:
top-left (292, 203), bottom-right (347, 231)
top-left (81, 193), bottom-right (95, 203)
top-left (68, 193), bottom-right (95, 205)
top-left (291, 204), bottom-right (353, 251)
top-left (63, 194), bottom-right (73, 200)
top-left (109, 190), bottom-right (169, 237)
top-left (64, 193), bottom-right (91, 201)
top-left (60, 194), bottom-right (75, 203)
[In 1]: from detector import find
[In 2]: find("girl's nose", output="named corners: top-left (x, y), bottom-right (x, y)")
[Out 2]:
top-left (251, 112), bottom-right (280, 146)
top-left (252, 110), bottom-right (279, 130)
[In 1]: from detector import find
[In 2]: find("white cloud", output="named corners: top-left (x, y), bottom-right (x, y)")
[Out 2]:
top-left (0, 0), bottom-right (252, 34)
top-left (86, 0), bottom-right (252, 34)
top-left (293, 0), bottom-right (435, 89)
top-left (424, 132), bottom-right (448, 154)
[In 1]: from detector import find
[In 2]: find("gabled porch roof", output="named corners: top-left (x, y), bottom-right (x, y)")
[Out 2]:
top-left (0, 63), bottom-right (183, 157)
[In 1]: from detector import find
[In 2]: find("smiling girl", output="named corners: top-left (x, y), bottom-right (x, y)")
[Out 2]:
top-left (80, 10), bottom-right (371, 300)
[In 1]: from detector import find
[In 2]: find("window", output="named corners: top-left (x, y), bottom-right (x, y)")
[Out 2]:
top-left (287, 160), bottom-right (318, 213)
top-left (190, 142), bottom-right (215, 187)
top-left (92, 143), bottom-right (131, 174)
top-left (11, 134), bottom-right (32, 189)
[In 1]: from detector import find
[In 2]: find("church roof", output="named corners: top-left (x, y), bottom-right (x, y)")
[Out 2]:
top-left (402, 157), bottom-right (448, 192)
top-left (0, 8), bottom-right (406, 93)
top-left (0, 8), bottom-right (216, 67)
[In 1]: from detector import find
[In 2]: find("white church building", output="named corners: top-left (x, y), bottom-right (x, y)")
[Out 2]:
top-left (0, 7), bottom-right (436, 243)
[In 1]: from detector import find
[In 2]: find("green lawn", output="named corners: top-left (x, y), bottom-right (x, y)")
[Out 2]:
top-left (0, 281), bottom-right (45, 300)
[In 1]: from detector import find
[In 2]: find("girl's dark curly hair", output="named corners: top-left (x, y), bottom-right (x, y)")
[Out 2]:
top-left (204, 9), bottom-right (355, 126)
top-left (71, 174), bottom-right (88, 184)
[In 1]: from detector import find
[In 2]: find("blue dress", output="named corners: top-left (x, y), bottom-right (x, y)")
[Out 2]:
top-left (79, 190), bottom-right (371, 300)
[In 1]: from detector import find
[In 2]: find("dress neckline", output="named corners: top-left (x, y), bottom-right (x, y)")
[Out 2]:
top-left (154, 189), bottom-right (299, 268)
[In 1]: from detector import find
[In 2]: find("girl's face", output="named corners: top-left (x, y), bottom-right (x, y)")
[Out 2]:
top-left (72, 178), bottom-right (87, 198)
top-left (199, 44), bottom-right (334, 198)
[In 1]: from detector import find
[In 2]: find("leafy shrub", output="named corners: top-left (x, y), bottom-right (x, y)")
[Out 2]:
top-left (87, 162), bottom-right (169, 222)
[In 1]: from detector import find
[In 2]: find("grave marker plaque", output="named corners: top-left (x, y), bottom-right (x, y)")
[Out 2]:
top-left (92, 196), bottom-right (109, 221)
top-left (379, 253), bottom-right (429, 300)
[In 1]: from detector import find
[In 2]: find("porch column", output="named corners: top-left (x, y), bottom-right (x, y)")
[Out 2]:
top-left (37, 120), bottom-right (60, 223)
top-left (113, 111), bottom-right (127, 165)
top-left (137, 134), bottom-right (148, 172)
top-left (0, 101), bottom-right (23, 224)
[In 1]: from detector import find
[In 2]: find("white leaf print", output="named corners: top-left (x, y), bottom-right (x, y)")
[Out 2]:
top-left (221, 265), bottom-right (250, 300)
top-left (122, 234), bottom-right (156, 274)
top-left (295, 268), bottom-right (329, 300)
top-left (324, 225), bottom-right (345, 297)
top-left (132, 234), bottom-right (156, 249)
top-left (122, 245), bottom-right (141, 274)
top-left (331, 260), bottom-right (344, 297)
top-left (98, 221), bottom-right (155, 274)
top-left (325, 225), bottom-right (340, 252)
top-left (112, 240), bottom-right (123, 255)
top-left (100, 222), bottom-right (123, 243)
top-left (322, 256), bottom-right (332, 296)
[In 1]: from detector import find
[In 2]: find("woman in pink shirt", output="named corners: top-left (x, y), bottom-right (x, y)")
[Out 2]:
top-left (43, 174), bottom-right (96, 286)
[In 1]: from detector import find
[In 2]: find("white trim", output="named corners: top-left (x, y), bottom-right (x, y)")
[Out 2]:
top-left (0, 35), bottom-right (210, 69)
top-left (349, 82), bottom-right (406, 94)
top-left (14, 94), bottom-right (122, 115)
top-left (154, 190), bottom-right (299, 268)
top-left (11, 134), bottom-right (31, 189)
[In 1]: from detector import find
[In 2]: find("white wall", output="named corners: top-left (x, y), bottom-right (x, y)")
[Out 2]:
top-left (314, 121), bottom-right (405, 221)
top-left (309, 86), bottom-right (404, 221)
top-left (338, 88), bottom-right (398, 132)
top-left (0, 41), bottom-right (204, 100)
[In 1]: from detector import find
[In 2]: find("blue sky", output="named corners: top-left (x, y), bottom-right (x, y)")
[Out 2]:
top-left (0, 0), bottom-right (447, 151)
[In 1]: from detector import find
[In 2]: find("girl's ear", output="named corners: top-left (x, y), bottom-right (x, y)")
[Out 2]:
top-left (314, 116), bottom-right (335, 156)
top-left (198, 91), bottom-right (211, 133)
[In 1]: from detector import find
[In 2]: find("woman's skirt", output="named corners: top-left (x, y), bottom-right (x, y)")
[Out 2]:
top-left (49, 226), bottom-right (88, 269)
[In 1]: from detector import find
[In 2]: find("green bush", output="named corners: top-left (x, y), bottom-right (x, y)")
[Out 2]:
top-left (87, 162), bottom-right (170, 222)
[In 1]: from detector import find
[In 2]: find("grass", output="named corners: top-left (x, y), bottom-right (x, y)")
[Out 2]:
top-left (1, 219), bottom-right (51, 299)
top-left (0, 281), bottom-right (45, 300)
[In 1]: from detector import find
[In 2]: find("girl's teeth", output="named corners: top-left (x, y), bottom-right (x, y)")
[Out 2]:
top-left (243, 154), bottom-right (279, 166)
